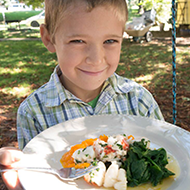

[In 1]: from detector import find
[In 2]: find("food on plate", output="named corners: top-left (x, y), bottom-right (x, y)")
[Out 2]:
top-left (84, 160), bottom-right (127, 190)
top-left (60, 134), bottom-right (107, 169)
top-left (84, 161), bottom-right (106, 187)
top-left (122, 139), bottom-right (175, 187)
top-left (60, 134), bottom-right (175, 189)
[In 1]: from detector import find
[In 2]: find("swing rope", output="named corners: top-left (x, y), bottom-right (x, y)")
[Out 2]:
top-left (172, 0), bottom-right (177, 124)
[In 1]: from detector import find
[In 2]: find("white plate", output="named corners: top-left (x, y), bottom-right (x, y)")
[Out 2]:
top-left (18, 114), bottom-right (190, 190)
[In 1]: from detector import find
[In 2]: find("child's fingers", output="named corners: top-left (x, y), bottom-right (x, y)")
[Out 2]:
top-left (0, 147), bottom-right (23, 166)
top-left (0, 148), bottom-right (24, 189)
top-left (1, 170), bottom-right (24, 190)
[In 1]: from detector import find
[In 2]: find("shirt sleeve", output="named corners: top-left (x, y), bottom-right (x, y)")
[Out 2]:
top-left (17, 101), bottom-right (39, 150)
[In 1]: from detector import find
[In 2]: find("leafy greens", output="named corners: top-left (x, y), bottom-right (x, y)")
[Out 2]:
top-left (121, 139), bottom-right (175, 187)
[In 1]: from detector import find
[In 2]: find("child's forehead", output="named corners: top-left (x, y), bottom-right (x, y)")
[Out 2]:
top-left (55, 6), bottom-right (124, 40)
top-left (58, 2), bottom-right (126, 25)
top-left (59, 5), bottom-right (125, 29)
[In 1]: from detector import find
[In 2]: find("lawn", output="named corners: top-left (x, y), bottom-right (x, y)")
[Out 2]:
top-left (0, 28), bottom-right (41, 38)
top-left (0, 40), bottom-right (57, 97)
top-left (0, 30), bottom-right (190, 150)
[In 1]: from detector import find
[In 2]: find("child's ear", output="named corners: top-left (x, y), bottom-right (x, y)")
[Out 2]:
top-left (40, 24), bottom-right (56, 53)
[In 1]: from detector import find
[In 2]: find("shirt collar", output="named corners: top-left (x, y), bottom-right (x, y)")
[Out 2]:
top-left (45, 66), bottom-right (134, 107)
top-left (107, 73), bottom-right (134, 94)
top-left (45, 65), bottom-right (69, 107)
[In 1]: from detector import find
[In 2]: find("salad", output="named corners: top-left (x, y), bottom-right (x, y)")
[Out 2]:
top-left (60, 134), bottom-right (175, 190)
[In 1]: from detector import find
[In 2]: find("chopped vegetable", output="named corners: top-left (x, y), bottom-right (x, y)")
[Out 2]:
top-left (121, 139), bottom-right (175, 187)
top-left (60, 134), bottom-right (108, 168)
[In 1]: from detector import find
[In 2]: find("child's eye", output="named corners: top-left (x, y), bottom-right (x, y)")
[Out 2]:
top-left (104, 39), bottom-right (118, 44)
top-left (70, 39), bottom-right (84, 43)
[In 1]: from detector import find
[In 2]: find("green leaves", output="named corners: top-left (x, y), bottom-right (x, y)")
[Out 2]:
top-left (21, 0), bottom-right (44, 9)
top-left (121, 139), bottom-right (175, 187)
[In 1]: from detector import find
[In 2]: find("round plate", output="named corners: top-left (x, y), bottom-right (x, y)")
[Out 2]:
top-left (18, 114), bottom-right (190, 190)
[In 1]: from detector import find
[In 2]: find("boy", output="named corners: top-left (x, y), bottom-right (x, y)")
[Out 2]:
top-left (0, 0), bottom-right (164, 189)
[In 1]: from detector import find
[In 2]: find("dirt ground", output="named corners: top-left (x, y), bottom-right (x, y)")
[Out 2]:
top-left (0, 35), bottom-right (190, 189)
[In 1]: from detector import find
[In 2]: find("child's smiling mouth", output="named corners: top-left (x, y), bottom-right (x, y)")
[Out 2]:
top-left (78, 68), bottom-right (107, 76)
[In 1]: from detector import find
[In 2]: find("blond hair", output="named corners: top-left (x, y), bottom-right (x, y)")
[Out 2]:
top-left (45, 0), bottom-right (128, 43)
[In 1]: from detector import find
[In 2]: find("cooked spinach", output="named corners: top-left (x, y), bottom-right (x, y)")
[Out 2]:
top-left (121, 139), bottom-right (175, 187)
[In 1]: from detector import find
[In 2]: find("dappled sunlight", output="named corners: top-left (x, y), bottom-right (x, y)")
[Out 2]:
top-left (157, 63), bottom-right (169, 69)
top-left (177, 51), bottom-right (190, 65)
top-left (0, 41), bottom-right (57, 96)
top-left (2, 85), bottom-right (32, 98)
top-left (0, 29), bottom-right (41, 39)
top-left (134, 74), bottom-right (154, 85)
top-left (154, 62), bottom-right (171, 72)
top-left (0, 67), bottom-right (22, 75)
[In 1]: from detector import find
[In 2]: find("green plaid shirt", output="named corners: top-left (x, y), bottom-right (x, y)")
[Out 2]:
top-left (17, 66), bottom-right (164, 149)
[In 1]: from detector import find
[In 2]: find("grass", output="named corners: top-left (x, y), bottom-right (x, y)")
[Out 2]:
top-left (119, 40), bottom-right (172, 85)
top-left (0, 28), bottom-right (41, 38)
top-left (0, 40), bottom-right (57, 98)
top-left (120, 39), bottom-right (190, 96)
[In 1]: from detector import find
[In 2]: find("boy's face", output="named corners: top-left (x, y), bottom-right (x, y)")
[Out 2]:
top-left (49, 5), bottom-right (124, 101)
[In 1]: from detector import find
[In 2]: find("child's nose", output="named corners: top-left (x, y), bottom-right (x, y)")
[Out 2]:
top-left (86, 44), bottom-right (104, 65)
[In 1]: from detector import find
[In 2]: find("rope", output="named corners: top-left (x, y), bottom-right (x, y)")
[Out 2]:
top-left (172, 0), bottom-right (177, 124)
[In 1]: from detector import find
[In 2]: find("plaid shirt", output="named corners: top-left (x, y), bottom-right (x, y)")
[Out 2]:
top-left (17, 66), bottom-right (164, 149)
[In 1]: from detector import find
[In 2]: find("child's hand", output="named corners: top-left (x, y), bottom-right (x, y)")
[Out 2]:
top-left (0, 147), bottom-right (24, 190)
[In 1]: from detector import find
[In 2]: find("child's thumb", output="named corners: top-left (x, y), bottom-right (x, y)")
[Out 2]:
top-left (0, 147), bottom-right (23, 166)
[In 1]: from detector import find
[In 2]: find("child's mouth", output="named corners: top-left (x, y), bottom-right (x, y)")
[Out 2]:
top-left (79, 68), bottom-right (106, 76)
